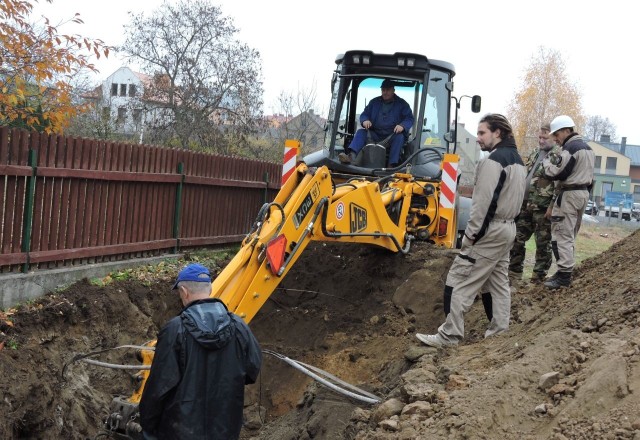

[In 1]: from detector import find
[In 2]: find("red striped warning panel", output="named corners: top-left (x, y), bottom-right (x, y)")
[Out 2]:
top-left (281, 141), bottom-right (299, 185)
top-left (439, 156), bottom-right (459, 209)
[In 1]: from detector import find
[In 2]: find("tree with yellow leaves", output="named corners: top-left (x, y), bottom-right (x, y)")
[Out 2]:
top-left (0, 0), bottom-right (110, 133)
top-left (507, 47), bottom-right (585, 154)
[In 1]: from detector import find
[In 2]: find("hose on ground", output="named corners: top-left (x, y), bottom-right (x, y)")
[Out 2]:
top-left (263, 349), bottom-right (381, 404)
top-left (62, 344), bottom-right (155, 378)
top-left (68, 345), bottom-right (381, 405)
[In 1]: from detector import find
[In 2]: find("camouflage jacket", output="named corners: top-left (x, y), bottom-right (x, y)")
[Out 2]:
top-left (524, 145), bottom-right (561, 210)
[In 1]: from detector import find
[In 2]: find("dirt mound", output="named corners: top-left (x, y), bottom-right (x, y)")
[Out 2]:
top-left (1, 230), bottom-right (639, 439)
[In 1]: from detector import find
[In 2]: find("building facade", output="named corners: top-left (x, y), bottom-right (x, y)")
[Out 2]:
top-left (591, 136), bottom-right (640, 205)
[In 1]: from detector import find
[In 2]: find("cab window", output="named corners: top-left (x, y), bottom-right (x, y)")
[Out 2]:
top-left (420, 70), bottom-right (449, 147)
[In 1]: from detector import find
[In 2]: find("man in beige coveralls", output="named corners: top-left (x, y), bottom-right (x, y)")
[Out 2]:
top-left (542, 115), bottom-right (595, 289)
top-left (416, 114), bottom-right (526, 347)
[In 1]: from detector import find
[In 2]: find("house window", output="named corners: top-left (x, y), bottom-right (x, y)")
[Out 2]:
top-left (111, 83), bottom-right (118, 96)
top-left (117, 107), bottom-right (126, 124)
top-left (605, 157), bottom-right (617, 174)
top-left (133, 109), bottom-right (142, 124)
top-left (594, 156), bottom-right (601, 170)
top-left (129, 84), bottom-right (137, 97)
top-left (119, 84), bottom-right (127, 96)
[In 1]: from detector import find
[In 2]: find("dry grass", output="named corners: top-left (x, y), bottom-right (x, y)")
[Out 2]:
top-left (522, 217), bottom-right (638, 280)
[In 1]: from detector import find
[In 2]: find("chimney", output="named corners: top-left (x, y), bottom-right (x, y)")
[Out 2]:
top-left (600, 134), bottom-right (610, 143)
top-left (621, 137), bottom-right (627, 156)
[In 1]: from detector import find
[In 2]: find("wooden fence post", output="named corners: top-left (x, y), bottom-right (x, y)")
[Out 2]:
top-left (173, 162), bottom-right (184, 253)
top-left (263, 171), bottom-right (270, 204)
top-left (21, 149), bottom-right (37, 273)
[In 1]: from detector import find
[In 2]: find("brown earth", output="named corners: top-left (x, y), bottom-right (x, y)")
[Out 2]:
top-left (1, 228), bottom-right (639, 439)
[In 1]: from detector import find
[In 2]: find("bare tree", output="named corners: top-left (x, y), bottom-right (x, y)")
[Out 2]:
top-left (507, 47), bottom-right (585, 154)
top-left (268, 84), bottom-right (325, 155)
top-left (584, 115), bottom-right (617, 143)
top-left (121, 0), bottom-right (264, 152)
top-left (237, 84), bottom-right (325, 164)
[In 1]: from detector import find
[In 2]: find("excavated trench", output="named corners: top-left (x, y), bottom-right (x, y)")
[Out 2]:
top-left (0, 241), bottom-right (453, 439)
top-left (3, 228), bottom-right (640, 439)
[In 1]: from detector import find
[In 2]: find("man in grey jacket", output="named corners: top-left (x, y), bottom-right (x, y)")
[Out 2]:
top-left (542, 115), bottom-right (595, 289)
top-left (416, 114), bottom-right (526, 347)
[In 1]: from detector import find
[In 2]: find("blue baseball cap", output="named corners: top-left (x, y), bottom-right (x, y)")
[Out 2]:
top-left (172, 263), bottom-right (211, 289)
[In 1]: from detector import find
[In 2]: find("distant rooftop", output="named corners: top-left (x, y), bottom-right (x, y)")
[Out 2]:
top-left (597, 135), bottom-right (640, 166)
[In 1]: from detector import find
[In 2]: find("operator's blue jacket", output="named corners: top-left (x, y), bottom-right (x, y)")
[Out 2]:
top-left (140, 298), bottom-right (262, 440)
top-left (360, 94), bottom-right (414, 137)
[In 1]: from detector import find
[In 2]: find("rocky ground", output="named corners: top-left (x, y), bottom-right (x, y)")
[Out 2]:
top-left (0, 225), bottom-right (639, 439)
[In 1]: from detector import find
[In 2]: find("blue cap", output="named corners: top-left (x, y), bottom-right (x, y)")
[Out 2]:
top-left (172, 263), bottom-right (211, 289)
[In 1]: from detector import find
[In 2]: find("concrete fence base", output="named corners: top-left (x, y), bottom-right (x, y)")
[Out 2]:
top-left (0, 255), bottom-right (181, 310)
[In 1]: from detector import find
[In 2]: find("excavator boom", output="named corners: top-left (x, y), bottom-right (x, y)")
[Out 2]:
top-left (216, 152), bottom-right (460, 317)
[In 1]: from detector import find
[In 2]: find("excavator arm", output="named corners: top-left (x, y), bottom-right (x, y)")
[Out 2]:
top-left (104, 155), bottom-right (460, 439)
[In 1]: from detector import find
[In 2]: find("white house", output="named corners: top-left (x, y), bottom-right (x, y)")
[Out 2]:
top-left (85, 66), bottom-right (170, 141)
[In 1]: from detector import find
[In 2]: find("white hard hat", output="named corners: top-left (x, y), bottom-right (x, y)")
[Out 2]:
top-left (549, 115), bottom-right (575, 134)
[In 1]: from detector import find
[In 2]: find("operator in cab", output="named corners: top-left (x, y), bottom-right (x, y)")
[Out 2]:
top-left (139, 263), bottom-right (262, 440)
top-left (338, 78), bottom-right (414, 168)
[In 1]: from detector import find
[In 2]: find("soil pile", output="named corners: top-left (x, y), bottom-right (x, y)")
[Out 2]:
top-left (0, 229), bottom-right (639, 439)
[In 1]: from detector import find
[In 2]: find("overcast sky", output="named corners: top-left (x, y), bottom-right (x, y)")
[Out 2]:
top-left (32, 0), bottom-right (640, 144)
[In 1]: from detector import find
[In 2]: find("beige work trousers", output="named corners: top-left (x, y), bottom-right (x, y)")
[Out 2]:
top-left (437, 220), bottom-right (516, 344)
top-left (550, 189), bottom-right (588, 273)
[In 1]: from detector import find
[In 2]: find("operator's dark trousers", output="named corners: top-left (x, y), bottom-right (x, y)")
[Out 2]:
top-left (437, 220), bottom-right (516, 344)
top-left (349, 129), bottom-right (405, 165)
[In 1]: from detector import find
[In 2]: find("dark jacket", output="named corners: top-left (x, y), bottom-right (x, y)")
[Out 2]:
top-left (140, 298), bottom-right (262, 440)
top-left (360, 94), bottom-right (414, 137)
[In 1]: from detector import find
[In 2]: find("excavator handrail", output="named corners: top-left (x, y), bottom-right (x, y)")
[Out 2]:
top-left (371, 146), bottom-right (444, 178)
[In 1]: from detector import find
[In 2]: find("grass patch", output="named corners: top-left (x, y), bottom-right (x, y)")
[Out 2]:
top-left (522, 220), bottom-right (637, 280)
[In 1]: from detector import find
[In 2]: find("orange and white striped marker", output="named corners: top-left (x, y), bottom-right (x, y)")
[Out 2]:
top-left (281, 140), bottom-right (300, 185)
top-left (439, 154), bottom-right (459, 209)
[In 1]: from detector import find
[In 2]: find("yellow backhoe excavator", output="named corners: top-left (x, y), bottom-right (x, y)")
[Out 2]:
top-left (102, 50), bottom-right (481, 439)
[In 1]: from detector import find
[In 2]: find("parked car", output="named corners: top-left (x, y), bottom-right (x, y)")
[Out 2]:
top-left (585, 200), bottom-right (599, 216)
top-left (633, 202), bottom-right (640, 221)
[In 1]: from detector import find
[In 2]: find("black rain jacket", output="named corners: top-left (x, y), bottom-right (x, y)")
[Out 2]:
top-left (139, 298), bottom-right (262, 439)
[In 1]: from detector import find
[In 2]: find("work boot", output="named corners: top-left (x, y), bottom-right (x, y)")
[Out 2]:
top-left (529, 273), bottom-right (546, 285)
top-left (416, 333), bottom-right (457, 347)
top-left (544, 271), bottom-right (572, 289)
top-left (508, 270), bottom-right (523, 290)
top-left (338, 151), bottom-right (356, 164)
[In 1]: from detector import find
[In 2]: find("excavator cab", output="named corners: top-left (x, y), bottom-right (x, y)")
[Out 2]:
top-left (304, 51), bottom-right (463, 180)
top-left (303, 50), bottom-right (481, 242)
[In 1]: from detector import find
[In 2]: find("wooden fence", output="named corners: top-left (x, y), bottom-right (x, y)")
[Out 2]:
top-left (0, 127), bottom-right (282, 274)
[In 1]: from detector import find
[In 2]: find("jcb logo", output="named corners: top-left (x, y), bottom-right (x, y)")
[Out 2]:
top-left (350, 203), bottom-right (367, 233)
